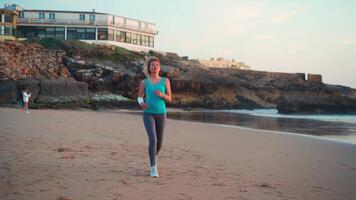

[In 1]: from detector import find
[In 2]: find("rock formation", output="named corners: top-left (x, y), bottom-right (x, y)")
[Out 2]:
top-left (1, 39), bottom-right (356, 114)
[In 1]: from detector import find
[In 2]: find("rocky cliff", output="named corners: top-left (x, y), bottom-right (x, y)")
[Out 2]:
top-left (1, 39), bottom-right (356, 114)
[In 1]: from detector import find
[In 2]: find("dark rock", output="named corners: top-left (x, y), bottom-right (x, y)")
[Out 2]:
top-left (277, 85), bottom-right (356, 114)
top-left (36, 78), bottom-right (89, 107)
top-left (0, 80), bottom-right (17, 104)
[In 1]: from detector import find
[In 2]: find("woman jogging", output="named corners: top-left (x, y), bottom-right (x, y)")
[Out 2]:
top-left (137, 56), bottom-right (172, 178)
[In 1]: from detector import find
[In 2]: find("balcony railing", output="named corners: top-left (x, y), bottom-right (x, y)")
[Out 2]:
top-left (17, 18), bottom-right (158, 35)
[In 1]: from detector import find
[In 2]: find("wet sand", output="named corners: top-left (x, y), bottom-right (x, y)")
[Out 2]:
top-left (1, 107), bottom-right (356, 200)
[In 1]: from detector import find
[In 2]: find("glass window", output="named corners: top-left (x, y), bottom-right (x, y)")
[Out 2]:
top-left (86, 28), bottom-right (95, 40)
top-left (55, 28), bottom-right (65, 39)
top-left (132, 33), bottom-right (137, 44)
top-left (4, 26), bottom-right (14, 36)
top-left (77, 28), bottom-right (85, 39)
top-left (98, 28), bottom-right (108, 40)
top-left (149, 36), bottom-right (154, 47)
top-left (116, 30), bottom-right (125, 42)
top-left (66, 27), bottom-right (95, 40)
top-left (138, 35), bottom-right (142, 45)
top-left (108, 29), bottom-right (114, 41)
top-left (49, 12), bottom-right (55, 19)
top-left (125, 32), bottom-right (131, 43)
top-left (79, 14), bottom-right (85, 20)
top-left (140, 35), bottom-right (146, 46)
top-left (19, 11), bottom-right (24, 18)
top-left (4, 14), bottom-right (13, 23)
top-left (46, 27), bottom-right (55, 38)
top-left (145, 36), bottom-right (149, 46)
top-left (115, 30), bottom-right (120, 42)
top-left (145, 35), bottom-right (149, 46)
top-left (39, 12), bottom-right (45, 19)
top-left (67, 27), bottom-right (77, 39)
top-left (37, 27), bottom-right (46, 38)
top-left (89, 14), bottom-right (95, 21)
top-left (55, 27), bottom-right (64, 31)
top-left (17, 26), bottom-right (35, 38)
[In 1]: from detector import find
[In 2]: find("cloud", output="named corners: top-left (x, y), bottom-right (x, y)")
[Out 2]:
top-left (202, 3), bottom-right (264, 36)
top-left (255, 34), bottom-right (275, 40)
top-left (341, 39), bottom-right (356, 45)
top-left (289, 43), bottom-right (304, 48)
top-left (270, 7), bottom-right (307, 23)
top-left (198, 2), bottom-right (307, 37)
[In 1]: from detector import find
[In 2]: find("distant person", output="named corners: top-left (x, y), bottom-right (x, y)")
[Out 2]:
top-left (22, 88), bottom-right (31, 113)
top-left (137, 56), bottom-right (172, 178)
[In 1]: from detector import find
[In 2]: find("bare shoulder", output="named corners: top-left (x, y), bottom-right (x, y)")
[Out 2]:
top-left (165, 77), bottom-right (171, 84)
top-left (140, 79), bottom-right (146, 85)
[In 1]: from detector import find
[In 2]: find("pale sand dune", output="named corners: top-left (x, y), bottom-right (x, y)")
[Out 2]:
top-left (0, 107), bottom-right (356, 200)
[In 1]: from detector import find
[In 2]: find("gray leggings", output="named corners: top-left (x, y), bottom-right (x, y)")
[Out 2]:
top-left (143, 112), bottom-right (166, 167)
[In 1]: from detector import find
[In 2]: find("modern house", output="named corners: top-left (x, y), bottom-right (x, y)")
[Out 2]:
top-left (0, 6), bottom-right (18, 41)
top-left (1, 3), bottom-right (158, 51)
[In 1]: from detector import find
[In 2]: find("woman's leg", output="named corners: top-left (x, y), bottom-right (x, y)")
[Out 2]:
top-left (155, 113), bottom-right (166, 155)
top-left (143, 112), bottom-right (157, 167)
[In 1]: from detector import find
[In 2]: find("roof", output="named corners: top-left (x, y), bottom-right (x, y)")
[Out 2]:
top-left (0, 9), bottom-right (18, 15)
top-left (23, 9), bottom-right (156, 25)
top-left (24, 9), bottom-right (108, 15)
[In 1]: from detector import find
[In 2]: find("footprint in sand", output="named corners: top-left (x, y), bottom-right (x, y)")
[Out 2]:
top-left (57, 196), bottom-right (72, 200)
top-left (254, 182), bottom-right (276, 189)
top-left (61, 154), bottom-right (75, 159)
top-left (56, 147), bottom-right (72, 152)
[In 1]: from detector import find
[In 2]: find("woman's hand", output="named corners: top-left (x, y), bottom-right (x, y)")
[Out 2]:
top-left (140, 103), bottom-right (149, 110)
top-left (154, 90), bottom-right (164, 98)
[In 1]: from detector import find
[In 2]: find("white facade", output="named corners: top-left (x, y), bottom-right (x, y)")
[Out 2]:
top-left (4, 4), bottom-right (158, 52)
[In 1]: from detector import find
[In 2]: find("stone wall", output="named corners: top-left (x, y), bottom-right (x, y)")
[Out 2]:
top-left (307, 74), bottom-right (322, 83)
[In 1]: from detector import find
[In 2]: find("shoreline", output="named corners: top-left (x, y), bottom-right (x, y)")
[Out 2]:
top-left (1, 107), bottom-right (356, 199)
top-left (170, 118), bottom-right (356, 146)
top-left (4, 106), bottom-right (356, 145)
top-left (104, 108), bottom-right (356, 146)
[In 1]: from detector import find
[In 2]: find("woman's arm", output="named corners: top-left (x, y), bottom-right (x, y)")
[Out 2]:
top-left (138, 80), bottom-right (149, 109)
top-left (138, 80), bottom-right (145, 98)
top-left (163, 78), bottom-right (172, 103)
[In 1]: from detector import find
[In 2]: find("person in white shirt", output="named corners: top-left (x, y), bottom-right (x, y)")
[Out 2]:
top-left (22, 88), bottom-right (31, 113)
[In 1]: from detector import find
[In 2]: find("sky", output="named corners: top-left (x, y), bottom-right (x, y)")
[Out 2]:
top-left (2, 0), bottom-right (356, 88)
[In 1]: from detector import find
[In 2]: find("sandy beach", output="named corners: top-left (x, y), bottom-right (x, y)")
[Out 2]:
top-left (1, 107), bottom-right (356, 200)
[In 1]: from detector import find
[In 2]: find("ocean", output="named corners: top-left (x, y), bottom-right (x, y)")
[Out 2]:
top-left (166, 109), bottom-right (356, 145)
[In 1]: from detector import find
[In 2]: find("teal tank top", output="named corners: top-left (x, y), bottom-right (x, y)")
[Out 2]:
top-left (144, 77), bottom-right (167, 114)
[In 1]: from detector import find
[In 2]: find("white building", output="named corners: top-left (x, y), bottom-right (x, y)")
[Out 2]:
top-left (198, 57), bottom-right (251, 70)
top-left (2, 3), bottom-right (158, 52)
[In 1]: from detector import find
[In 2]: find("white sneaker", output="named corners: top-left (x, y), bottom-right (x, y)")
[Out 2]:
top-left (150, 166), bottom-right (159, 178)
top-left (25, 111), bottom-right (30, 114)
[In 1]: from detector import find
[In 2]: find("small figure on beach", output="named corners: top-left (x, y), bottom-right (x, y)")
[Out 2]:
top-left (138, 56), bottom-right (172, 177)
top-left (22, 88), bottom-right (31, 113)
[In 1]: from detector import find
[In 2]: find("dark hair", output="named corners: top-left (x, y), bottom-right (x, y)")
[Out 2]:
top-left (146, 57), bottom-right (160, 75)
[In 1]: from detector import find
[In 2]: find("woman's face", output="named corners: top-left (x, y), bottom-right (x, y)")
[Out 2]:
top-left (149, 60), bottom-right (160, 74)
